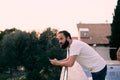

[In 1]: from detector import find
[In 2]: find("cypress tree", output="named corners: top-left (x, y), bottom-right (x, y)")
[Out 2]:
top-left (110, 0), bottom-right (120, 60)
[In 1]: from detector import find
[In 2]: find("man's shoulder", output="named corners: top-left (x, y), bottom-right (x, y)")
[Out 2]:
top-left (73, 40), bottom-right (86, 45)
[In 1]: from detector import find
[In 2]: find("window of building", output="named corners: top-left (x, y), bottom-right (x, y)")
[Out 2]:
top-left (79, 28), bottom-right (89, 38)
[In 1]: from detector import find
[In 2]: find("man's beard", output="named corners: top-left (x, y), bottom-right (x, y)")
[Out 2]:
top-left (60, 40), bottom-right (69, 49)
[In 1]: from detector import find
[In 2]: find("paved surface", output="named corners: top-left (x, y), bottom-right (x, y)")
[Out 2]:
top-left (60, 60), bottom-right (120, 80)
top-left (60, 49), bottom-right (120, 80)
top-left (60, 62), bottom-right (89, 80)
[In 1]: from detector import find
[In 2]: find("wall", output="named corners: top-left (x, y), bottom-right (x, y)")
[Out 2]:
top-left (92, 46), bottom-right (111, 60)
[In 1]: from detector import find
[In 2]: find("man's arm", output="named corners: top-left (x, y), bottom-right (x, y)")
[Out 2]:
top-left (117, 48), bottom-right (120, 61)
top-left (49, 55), bottom-right (78, 67)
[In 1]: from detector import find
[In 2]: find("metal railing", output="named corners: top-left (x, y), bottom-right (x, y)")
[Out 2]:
top-left (63, 67), bottom-right (68, 80)
top-left (63, 48), bottom-right (69, 80)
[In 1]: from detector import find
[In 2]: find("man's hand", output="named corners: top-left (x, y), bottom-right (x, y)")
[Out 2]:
top-left (49, 58), bottom-right (60, 66)
top-left (49, 55), bottom-right (77, 67)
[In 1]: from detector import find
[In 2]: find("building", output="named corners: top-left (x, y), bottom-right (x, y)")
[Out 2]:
top-left (77, 23), bottom-right (120, 80)
top-left (77, 23), bottom-right (111, 60)
top-left (77, 23), bottom-right (111, 46)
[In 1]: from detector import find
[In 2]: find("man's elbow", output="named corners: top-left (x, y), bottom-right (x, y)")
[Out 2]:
top-left (67, 63), bottom-right (74, 67)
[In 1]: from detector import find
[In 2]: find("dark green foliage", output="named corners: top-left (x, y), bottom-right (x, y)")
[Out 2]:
top-left (0, 28), bottom-right (17, 72)
top-left (0, 30), bottom-right (30, 68)
top-left (0, 28), bottom-right (16, 41)
top-left (25, 70), bottom-right (41, 80)
top-left (0, 27), bottom-right (66, 80)
top-left (110, 0), bottom-right (120, 60)
top-left (33, 27), bottom-right (66, 80)
top-left (0, 73), bottom-right (11, 80)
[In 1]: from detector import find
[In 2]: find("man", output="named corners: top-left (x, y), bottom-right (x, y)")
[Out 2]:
top-left (117, 48), bottom-right (120, 61)
top-left (50, 30), bottom-right (107, 80)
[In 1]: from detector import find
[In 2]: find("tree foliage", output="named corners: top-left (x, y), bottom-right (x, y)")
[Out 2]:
top-left (0, 28), bottom-right (66, 80)
top-left (0, 28), bottom-right (17, 72)
top-left (36, 27), bottom-right (66, 80)
top-left (110, 0), bottom-right (120, 60)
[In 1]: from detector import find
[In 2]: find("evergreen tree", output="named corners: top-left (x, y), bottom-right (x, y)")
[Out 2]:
top-left (37, 27), bottom-right (66, 80)
top-left (110, 0), bottom-right (120, 60)
top-left (0, 27), bottom-right (66, 80)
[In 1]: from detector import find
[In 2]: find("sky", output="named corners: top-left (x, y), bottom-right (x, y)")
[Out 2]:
top-left (0, 0), bottom-right (117, 36)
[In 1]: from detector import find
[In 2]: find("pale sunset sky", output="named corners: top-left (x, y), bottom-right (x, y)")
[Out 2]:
top-left (0, 0), bottom-right (117, 36)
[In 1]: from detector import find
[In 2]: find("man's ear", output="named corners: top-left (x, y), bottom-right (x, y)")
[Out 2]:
top-left (67, 37), bottom-right (70, 40)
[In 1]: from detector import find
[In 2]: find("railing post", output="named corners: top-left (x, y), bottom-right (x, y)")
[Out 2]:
top-left (63, 48), bottom-right (69, 80)
top-left (63, 67), bottom-right (68, 80)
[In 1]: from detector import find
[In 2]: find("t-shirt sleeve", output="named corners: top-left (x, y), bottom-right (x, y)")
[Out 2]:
top-left (69, 42), bottom-right (82, 56)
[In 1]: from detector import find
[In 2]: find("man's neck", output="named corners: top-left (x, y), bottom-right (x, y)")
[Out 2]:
top-left (68, 39), bottom-right (72, 48)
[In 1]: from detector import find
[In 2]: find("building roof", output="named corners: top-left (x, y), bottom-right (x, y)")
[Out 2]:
top-left (77, 23), bottom-right (111, 44)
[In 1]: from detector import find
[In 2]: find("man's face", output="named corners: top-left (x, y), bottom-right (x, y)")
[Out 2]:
top-left (57, 33), bottom-right (69, 49)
